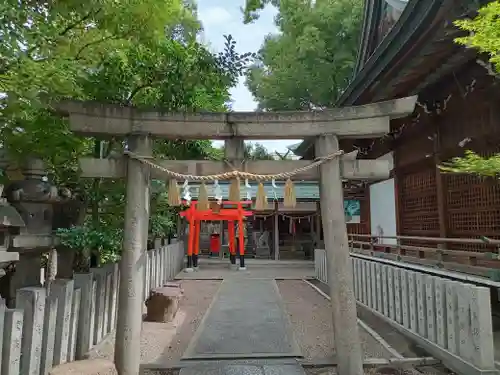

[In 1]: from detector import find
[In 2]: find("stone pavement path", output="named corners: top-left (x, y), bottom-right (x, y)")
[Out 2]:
top-left (179, 362), bottom-right (306, 375)
top-left (175, 266), bottom-right (315, 280)
top-left (182, 278), bottom-right (303, 360)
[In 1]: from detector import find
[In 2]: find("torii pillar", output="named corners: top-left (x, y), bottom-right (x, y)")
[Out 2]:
top-left (114, 133), bottom-right (152, 375)
top-left (316, 135), bottom-right (362, 375)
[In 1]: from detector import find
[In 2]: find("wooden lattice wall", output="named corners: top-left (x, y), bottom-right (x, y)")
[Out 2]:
top-left (399, 168), bottom-right (439, 236)
top-left (395, 63), bottom-right (500, 253)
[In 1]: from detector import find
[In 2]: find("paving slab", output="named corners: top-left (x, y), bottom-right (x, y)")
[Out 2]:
top-left (175, 267), bottom-right (315, 280)
top-left (182, 278), bottom-right (303, 360)
top-left (179, 363), bottom-right (307, 375)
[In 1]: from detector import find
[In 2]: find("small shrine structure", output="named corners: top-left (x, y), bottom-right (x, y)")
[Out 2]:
top-left (180, 200), bottom-right (253, 270)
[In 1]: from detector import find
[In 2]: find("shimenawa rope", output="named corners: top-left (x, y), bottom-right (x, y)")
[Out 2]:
top-left (123, 150), bottom-right (344, 181)
top-left (124, 149), bottom-right (344, 207)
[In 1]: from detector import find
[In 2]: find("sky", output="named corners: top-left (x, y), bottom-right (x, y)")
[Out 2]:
top-left (197, 0), bottom-right (301, 154)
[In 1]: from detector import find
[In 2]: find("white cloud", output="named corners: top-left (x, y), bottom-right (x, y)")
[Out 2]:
top-left (199, 6), bottom-right (233, 27)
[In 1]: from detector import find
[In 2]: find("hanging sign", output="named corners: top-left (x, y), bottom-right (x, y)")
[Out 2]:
top-left (344, 200), bottom-right (361, 224)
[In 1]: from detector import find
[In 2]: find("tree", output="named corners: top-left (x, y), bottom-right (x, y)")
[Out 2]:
top-left (0, 0), bottom-right (198, 171)
top-left (212, 142), bottom-right (275, 161)
top-left (242, 0), bottom-right (279, 24)
top-left (440, 2), bottom-right (500, 176)
top-left (1, 1), bottom-right (253, 268)
top-left (245, 143), bottom-right (275, 160)
top-left (244, 0), bottom-right (362, 111)
top-left (455, 2), bottom-right (500, 75)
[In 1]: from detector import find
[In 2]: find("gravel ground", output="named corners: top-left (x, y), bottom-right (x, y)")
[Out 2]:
top-left (309, 279), bottom-right (425, 359)
top-left (277, 280), bottom-right (395, 361)
top-left (89, 280), bottom-right (221, 366)
top-left (304, 367), bottom-right (430, 375)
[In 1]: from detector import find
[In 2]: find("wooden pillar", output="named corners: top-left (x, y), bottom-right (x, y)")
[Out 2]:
top-left (181, 218), bottom-right (188, 257)
top-left (224, 138), bottom-right (245, 170)
top-left (225, 138), bottom-right (244, 266)
top-left (434, 123), bottom-right (448, 249)
top-left (185, 216), bottom-right (195, 271)
top-left (219, 220), bottom-right (225, 260)
top-left (228, 221), bottom-right (236, 265)
top-left (392, 145), bottom-right (403, 253)
top-left (315, 201), bottom-right (321, 248)
top-left (193, 219), bottom-right (200, 268)
top-left (315, 134), bottom-right (364, 375)
top-left (311, 211), bottom-right (315, 248)
top-left (115, 134), bottom-right (152, 375)
top-left (238, 218), bottom-right (246, 269)
top-left (274, 201), bottom-right (279, 260)
top-left (176, 215), bottom-right (182, 242)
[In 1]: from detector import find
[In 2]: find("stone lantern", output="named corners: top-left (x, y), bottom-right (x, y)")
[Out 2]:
top-left (0, 183), bottom-right (24, 270)
top-left (0, 183), bottom-right (25, 302)
top-left (4, 158), bottom-right (60, 304)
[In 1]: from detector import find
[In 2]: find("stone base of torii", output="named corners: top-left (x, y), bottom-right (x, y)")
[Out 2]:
top-left (53, 95), bottom-right (417, 375)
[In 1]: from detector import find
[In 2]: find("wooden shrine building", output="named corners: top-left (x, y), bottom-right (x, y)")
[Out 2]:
top-left (294, 0), bottom-right (500, 258)
top-left (188, 181), bottom-right (320, 260)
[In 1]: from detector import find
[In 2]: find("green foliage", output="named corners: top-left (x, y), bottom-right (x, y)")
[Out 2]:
top-left (1, 0), bottom-right (195, 174)
top-left (242, 0), bottom-right (279, 24)
top-left (440, 150), bottom-right (500, 177)
top-left (245, 143), bottom-right (275, 160)
top-left (211, 142), bottom-right (276, 161)
top-left (245, 0), bottom-right (362, 111)
top-left (149, 190), bottom-right (177, 239)
top-left (56, 224), bottom-right (123, 265)
top-left (443, 3), bottom-right (500, 177)
top-left (3, 1), bottom-right (254, 265)
top-left (455, 1), bottom-right (500, 72)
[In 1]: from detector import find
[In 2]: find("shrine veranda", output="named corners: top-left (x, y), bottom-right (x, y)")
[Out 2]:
top-left (54, 96), bottom-right (417, 375)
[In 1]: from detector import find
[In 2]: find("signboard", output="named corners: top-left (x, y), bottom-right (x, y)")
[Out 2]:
top-left (344, 200), bottom-right (361, 224)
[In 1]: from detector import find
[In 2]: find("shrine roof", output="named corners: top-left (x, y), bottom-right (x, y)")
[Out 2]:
top-left (293, 0), bottom-right (489, 158)
top-left (338, 0), bottom-right (479, 105)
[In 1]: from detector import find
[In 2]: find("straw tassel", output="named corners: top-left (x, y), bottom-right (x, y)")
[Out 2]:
top-left (168, 179), bottom-right (181, 206)
top-left (283, 178), bottom-right (296, 208)
top-left (229, 177), bottom-right (240, 202)
top-left (197, 182), bottom-right (210, 210)
top-left (254, 182), bottom-right (267, 210)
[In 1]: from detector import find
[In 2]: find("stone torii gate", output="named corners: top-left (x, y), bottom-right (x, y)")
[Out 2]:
top-left (55, 96), bottom-right (417, 375)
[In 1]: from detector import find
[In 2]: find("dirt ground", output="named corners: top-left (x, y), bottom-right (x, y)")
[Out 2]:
top-left (89, 280), bottom-right (221, 366)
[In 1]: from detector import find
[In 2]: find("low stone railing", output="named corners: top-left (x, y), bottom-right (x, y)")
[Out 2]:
top-left (314, 248), bottom-right (497, 375)
top-left (0, 242), bottom-right (184, 375)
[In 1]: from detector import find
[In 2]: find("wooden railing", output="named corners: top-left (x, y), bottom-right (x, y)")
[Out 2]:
top-left (0, 242), bottom-right (184, 375)
top-left (348, 234), bottom-right (500, 281)
top-left (314, 249), bottom-right (497, 375)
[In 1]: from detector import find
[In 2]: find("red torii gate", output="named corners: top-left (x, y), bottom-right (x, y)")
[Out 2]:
top-left (180, 200), bottom-right (253, 270)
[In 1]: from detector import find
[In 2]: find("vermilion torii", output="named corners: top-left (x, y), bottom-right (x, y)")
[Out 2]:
top-left (180, 200), bottom-right (253, 271)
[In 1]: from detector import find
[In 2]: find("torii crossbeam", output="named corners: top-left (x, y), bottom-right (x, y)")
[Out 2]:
top-left (54, 96), bottom-right (417, 375)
